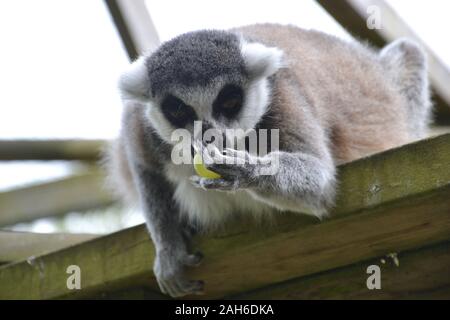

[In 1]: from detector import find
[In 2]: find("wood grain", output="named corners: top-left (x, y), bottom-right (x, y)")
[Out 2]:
top-left (0, 171), bottom-right (114, 227)
top-left (0, 139), bottom-right (105, 161)
top-left (230, 241), bottom-right (450, 300)
top-left (0, 231), bottom-right (99, 263)
top-left (0, 134), bottom-right (449, 299)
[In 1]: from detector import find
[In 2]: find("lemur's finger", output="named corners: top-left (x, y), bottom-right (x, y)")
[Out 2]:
top-left (166, 281), bottom-right (183, 298)
top-left (183, 251), bottom-right (204, 266)
top-left (171, 277), bottom-right (204, 297)
top-left (223, 148), bottom-right (249, 164)
top-left (156, 277), bottom-right (168, 295)
top-left (189, 176), bottom-right (208, 191)
top-left (205, 162), bottom-right (249, 178)
top-left (192, 139), bottom-right (205, 153)
top-left (189, 176), bottom-right (239, 191)
top-left (182, 279), bottom-right (205, 295)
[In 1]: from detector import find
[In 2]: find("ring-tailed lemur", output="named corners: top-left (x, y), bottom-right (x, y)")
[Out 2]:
top-left (106, 24), bottom-right (431, 297)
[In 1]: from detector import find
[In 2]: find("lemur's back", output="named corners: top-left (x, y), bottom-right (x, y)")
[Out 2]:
top-left (235, 24), bottom-right (430, 163)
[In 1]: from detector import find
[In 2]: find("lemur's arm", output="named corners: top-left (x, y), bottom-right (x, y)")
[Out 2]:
top-left (191, 144), bottom-right (335, 219)
top-left (190, 75), bottom-right (336, 219)
top-left (122, 103), bottom-right (204, 297)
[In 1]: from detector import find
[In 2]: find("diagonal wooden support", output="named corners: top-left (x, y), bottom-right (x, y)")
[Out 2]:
top-left (0, 134), bottom-right (449, 299)
top-left (316, 0), bottom-right (450, 122)
top-left (0, 171), bottom-right (114, 227)
top-left (0, 139), bottom-right (106, 161)
top-left (104, 0), bottom-right (160, 60)
top-left (0, 231), bottom-right (99, 264)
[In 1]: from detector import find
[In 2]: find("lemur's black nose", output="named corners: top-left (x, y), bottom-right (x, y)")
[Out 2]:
top-left (201, 121), bottom-right (214, 137)
top-left (196, 120), bottom-right (228, 151)
top-left (200, 121), bottom-right (222, 145)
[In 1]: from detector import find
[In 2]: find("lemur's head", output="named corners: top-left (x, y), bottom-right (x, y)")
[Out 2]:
top-left (119, 29), bottom-right (283, 144)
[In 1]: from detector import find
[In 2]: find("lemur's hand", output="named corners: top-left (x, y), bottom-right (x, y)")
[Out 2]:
top-left (190, 141), bottom-right (273, 191)
top-left (153, 246), bottom-right (204, 297)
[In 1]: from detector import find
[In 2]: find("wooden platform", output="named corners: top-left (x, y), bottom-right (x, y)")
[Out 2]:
top-left (0, 134), bottom-right (449, 299)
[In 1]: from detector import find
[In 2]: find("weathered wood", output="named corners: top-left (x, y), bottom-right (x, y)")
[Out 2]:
top-left (0, 224), bottom-right (153, 299)
top-left (102, 241), bottom-right (450, 300)
top-left (230, 241), bottom-right (450, 300)
top-left (0, 171), bottom-right (114, 227)
top-left (0, 134), bottom-right (449, 299)
top-left (104, 0), bottom-right (160, 60)
top-left (0, 231), bottom-right (99, 263)
top-left (429, 125), bottom-right (450, 138)
top-left (333, 133), bottom-right (450, 216)
top-left (190, 187), bottom-right (450, 299)
top-left (316, 0), bottom-right (450, 121)
top-left (95, 287), bottom-right (166, 300)
top-left (0, 139), bottom-right (105, 161)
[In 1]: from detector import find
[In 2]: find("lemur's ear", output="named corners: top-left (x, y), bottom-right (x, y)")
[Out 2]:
top-left (119, 57), bottom-right (150, 102)
top-left (241, 41), bottom-right (284, 79)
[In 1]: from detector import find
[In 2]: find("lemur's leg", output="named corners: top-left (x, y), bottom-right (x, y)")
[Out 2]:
top-left (131, 166), bottom-right (204, 297)
top-left (122, 104), bottom-right (203, 298)
top-left (380, 38), bottom-right (431, 139)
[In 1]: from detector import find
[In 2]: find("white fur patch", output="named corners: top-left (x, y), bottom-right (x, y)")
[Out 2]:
top-left (164, 162), bottom-right (274, 228)
top-left (240, 41), bottom-right (284, 79)
top-left (146, 101), bottom-right (177, 144)
top-left (236, 78), bottom-right (271, 132)
top-left (119, 57), bottom-right (150, 102)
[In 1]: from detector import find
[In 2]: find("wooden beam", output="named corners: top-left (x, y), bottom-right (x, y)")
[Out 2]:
top-left (0, 171), bottom-right (114, 227)
top-left (97, 241), bottom-right (450, 299)
top-left (429, 125), bottom-right (450, 138)
top-left (230, 241), bottom-right (450, 300)
top-left (316, 0), bottom-right (384, 46)
top-left (0, 231), bottom-right (99, 263)
top-left (316, 0), bottom-right (450, 122)
top-left (104, 0), bottom-right (160, 60)
top-left (0, 139), bottom-right (105, 161)
top-left (0, 134), bottom-right (449, 299)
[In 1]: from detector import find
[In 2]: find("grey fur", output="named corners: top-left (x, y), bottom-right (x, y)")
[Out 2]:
top-left (107, 24), bottom-right (431, 297)
top-left (380, 38), bottom-right (431, 138)
top-left (146, 30), bottom-right (247, 97)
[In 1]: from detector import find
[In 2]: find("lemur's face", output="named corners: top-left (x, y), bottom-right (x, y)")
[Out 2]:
top-left (119, 30), bottom-right (283, 145)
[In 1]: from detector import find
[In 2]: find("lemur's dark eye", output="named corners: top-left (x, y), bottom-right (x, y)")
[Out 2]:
top-left (161, 95), bottom-right (197, 128)
top-left (213, 84), bottom-right (244, 119)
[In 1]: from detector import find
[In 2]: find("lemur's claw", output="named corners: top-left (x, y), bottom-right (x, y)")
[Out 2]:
top-left (154, 248), bottom-right (204, 298)
top-left (190, 175), bottom-right (240, 191)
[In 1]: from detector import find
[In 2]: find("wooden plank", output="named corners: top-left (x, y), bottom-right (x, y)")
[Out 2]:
top-left (0, 134), bottom-right (449, 299)
top-left (190, 187), bottom-right (450, 299)
top-left (230, 241), bottom-right (450, 300)
top-left (333, 133), bottom-right (450, 216)
top-left (429, 125), bottom-right (450, 138)
top-left (0, 171), bottom-right (114, 227)
top-left (316, 0), bottom-right (450, 121)
top-left (102, 241), bottom-right (450, 300)
top-left (0, 231), bottom-right (99, 263)
top-left (96, 287), bottom-right (166, 300)
top-left (0, 139), bottom-right (105, 161)
top-left (0, 224), bottom-right (153, 299)
top-left (104, 0), bottom-right (160, 60)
